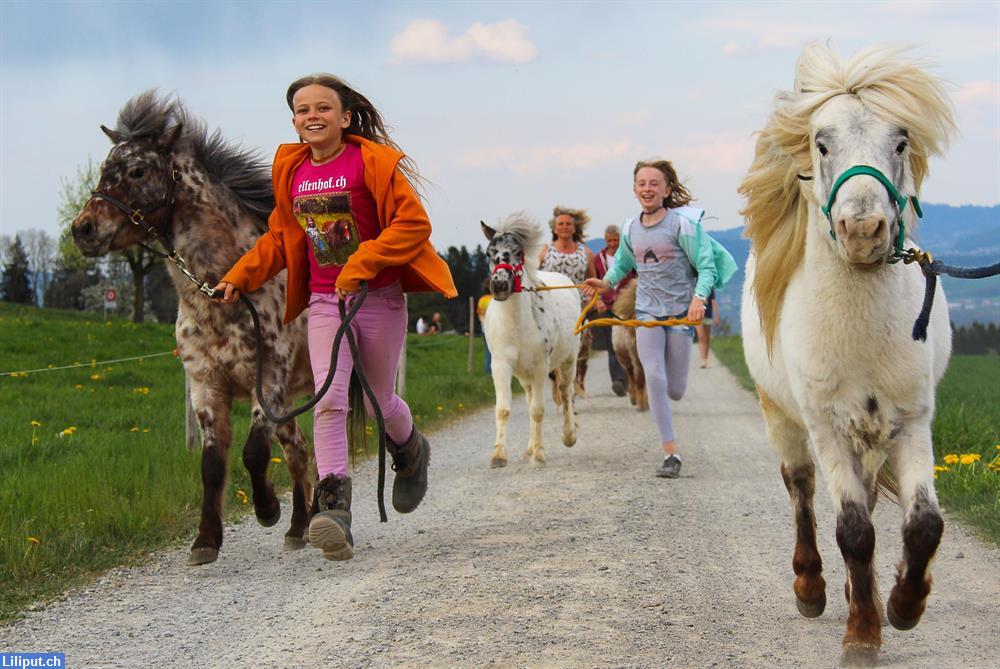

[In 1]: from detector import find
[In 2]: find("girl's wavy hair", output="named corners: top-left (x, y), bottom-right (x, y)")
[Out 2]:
top-left (287, 74), bottom-right (425, 194)
top-left (548, 206), bottom-right (590, 243)
top-left (633, 160), bottom-right (694, 209)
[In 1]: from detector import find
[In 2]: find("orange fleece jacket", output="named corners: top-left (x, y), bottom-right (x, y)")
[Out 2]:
top-left (221, 135), bottom-right (457, 323)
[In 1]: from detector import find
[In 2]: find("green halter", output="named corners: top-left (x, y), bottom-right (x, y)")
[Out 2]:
top-left (820, 165), bottom-right (923, 262)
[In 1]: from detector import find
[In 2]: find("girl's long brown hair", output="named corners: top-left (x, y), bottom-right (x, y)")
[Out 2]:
top-left (287, 74), bottom-right (425, 193)
top-left (633, 159), bottom-right (694, 209)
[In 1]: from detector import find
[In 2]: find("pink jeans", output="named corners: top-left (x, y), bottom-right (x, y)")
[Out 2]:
top-left (307, 284), bottom-right (413, 478)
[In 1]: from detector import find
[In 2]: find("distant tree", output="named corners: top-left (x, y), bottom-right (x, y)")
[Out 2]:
top-left (19, 229), bottom-right (56, 306)
top-left (952, 321), bottom-right (1000, 355)
top-left (46, 162), bottom-right (103, 310)
top-left (2, 236), bottom-right (33, 304)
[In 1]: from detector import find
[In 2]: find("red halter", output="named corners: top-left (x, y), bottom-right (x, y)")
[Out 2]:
top-left (491, 262), bottom-right (524, 293)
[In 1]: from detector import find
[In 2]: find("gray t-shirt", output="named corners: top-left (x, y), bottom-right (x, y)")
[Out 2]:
top-left (627, 211), bottom-right (696, 318)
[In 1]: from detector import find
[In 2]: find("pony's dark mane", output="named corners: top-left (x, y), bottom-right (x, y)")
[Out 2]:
top-left (114, 90), bottom-right (274, 224)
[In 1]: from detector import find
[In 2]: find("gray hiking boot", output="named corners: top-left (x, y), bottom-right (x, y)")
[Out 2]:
top-left (656, 454), bottom-right (682, 479)
top-left (387, 427), bottom-right (430, 513)
top-left (309, 474), bottom-right (353, 561)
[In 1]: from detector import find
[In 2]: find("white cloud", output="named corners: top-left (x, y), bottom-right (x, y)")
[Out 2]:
top-left (390, 19), bottom-right (537, 65)
top-left (668, 133), bottom-right (757, 175)
top-left (457, 140), bottom-right (638, 174)
top-left (954, 81), bottom-right (1000, 104)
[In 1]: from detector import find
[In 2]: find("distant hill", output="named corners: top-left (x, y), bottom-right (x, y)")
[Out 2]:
top-left (588, 203), bottom-right (999, 328)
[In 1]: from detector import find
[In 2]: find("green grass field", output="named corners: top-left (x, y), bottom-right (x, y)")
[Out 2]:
top-left (0, 302), bottom-right (495, 622)
top-left (711, 335), bottom-right (1000, 543)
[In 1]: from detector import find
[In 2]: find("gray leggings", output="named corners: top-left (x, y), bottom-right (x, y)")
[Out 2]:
top-left (636, 326), bottom-right (692, 443)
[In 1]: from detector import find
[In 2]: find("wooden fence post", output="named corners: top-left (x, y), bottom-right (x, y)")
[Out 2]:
top-left (467, 296), bottom-right (475, 373)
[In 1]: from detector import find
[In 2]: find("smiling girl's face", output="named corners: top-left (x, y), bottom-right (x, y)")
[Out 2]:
top-left (634, 166), bottom-right (671, 213)
top-left (291, 84), bottom-right (351, 151)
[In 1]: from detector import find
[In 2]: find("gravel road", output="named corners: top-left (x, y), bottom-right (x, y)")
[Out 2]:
top-left (2, 351), bottom-right (997, 668)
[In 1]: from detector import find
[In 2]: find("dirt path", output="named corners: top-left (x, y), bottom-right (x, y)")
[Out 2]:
top-left (2, 352), bottom-right (998, 668)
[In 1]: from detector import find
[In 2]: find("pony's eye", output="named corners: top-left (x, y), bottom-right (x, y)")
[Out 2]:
top-left (895, 141), bottom-right (907, 155)
top-left (816, 142), bottom-right (829, 157)
top-left (128, 167), bottom-right (145, 179)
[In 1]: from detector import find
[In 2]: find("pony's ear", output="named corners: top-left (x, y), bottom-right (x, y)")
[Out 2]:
top-left (100, 124), bottom-right (124, 144)
top-left (481, 221), bottom-right (496, 241)
top-left (157, 123), bottom-right (184, 151)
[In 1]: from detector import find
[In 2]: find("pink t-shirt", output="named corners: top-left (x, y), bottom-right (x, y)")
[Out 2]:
top-left (290, 144), bottom-right (400, 293)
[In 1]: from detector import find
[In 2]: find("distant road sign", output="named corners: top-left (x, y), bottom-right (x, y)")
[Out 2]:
top-left (105, 288), bottom-right (117, 302)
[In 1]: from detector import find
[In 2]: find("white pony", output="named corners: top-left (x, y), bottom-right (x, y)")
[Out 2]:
top-left (481, 214), bottom-right (580, 467)
top-left (740, 44), bottom-right (955, 667)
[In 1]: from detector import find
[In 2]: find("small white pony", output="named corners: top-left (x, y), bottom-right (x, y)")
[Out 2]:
top-left (481, 214), bottom-right (580, 467)
top-left (740, 44), bottom-right (955, 667)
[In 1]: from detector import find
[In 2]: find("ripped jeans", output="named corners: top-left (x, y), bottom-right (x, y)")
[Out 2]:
top-left (308, 284), bottom-right (413, 478)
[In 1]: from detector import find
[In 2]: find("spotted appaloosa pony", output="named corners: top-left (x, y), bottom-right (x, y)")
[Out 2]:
top-left (740, 45), bottom-right (955, 666)
top-left (481, 215), bottom-right (579, 468)
top-left (72, 91), bottom-right (313, 566)
top-left (609, 278), bottom-right (648, 411)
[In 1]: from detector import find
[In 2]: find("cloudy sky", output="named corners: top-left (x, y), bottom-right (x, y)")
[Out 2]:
top-left (1, 1), bottom-right (997, 252)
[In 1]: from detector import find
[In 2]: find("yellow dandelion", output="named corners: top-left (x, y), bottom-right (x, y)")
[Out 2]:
top-left (436, 405), bottom-right (444, 412)
top-left (959, 454), bottom-right (981, 465)
top-left (130, 427), bottom-right (140, 433)
top-left (47, 364), bottom-right (55, 369)
top-left (31, 420), bottom-right (41, 427)
top-left (75, 384), bottom-right (83, 390)
top-left (142, 428), bottom-right (150, 433)
top-left (27, 537), bottom-right (40, 545)
top-left (943, 454), bottom-right (959, 465)
top-left (458, 403), bottom-right (465, 410)
top-left (271, 457), bottom-right (282, 464)
top-left (90, 373), bottom-right (102, 381)
top-left (235, 489), bottom-right (249, 505)
top-left (133, 387), bottom-right (150, 395)
top-left (933, 465), bottom-right (950, 473)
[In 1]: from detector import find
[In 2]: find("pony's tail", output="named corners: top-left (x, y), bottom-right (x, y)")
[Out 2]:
top-left (876, 467), bottom-right (900, 506)
top-left (346, 370), bottom-right (370, 465)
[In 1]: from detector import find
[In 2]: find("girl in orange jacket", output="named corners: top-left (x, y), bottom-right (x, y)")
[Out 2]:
top-left (214, 74), bottom-right (456, 561)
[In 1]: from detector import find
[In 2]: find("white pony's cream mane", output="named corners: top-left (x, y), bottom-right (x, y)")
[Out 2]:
top-left (494, 212), bottom-right (545, 273)
top-left (739, 43), bottom-right (955, 354)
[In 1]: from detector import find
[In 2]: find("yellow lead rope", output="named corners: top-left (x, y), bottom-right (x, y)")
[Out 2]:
top-left (524, 283), bottom-right (701, 335)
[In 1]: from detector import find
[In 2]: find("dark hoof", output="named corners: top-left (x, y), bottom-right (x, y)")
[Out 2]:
top-left (841, 643), bottom-right (879, 668)
top-left (283, 535), bottom-right (307, 550)
top-left (187, 546), bottom-right (219, 566)
top-left (256, 505), bottom-right (281, 528)
top-left (491, 456), bottom-right (508, 468)
top-left (886, 601), bottom-right (921, 631)
top-left (795, 593), bottom-right (826, 618)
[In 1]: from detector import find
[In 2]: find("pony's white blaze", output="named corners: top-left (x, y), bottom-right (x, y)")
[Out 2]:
top-left (482, 215), bottom-right (579, 467)
top-left (739, 43), bottom-right (955, 665)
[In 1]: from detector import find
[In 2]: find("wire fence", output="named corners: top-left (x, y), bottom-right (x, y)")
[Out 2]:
top-left (0, 351), bottom-right (176, 378)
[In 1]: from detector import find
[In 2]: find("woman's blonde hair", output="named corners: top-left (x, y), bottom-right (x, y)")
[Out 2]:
top-left (548, 206), bottom-right (590, 242)
top-left (633, 160), bottom-right (694, 209)
top-left (287, 73), bottom-right (424, 192)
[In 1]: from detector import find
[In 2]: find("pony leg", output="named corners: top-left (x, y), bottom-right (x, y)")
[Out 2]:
top-left (275, 418), bottom-right (312, 550)
top-left (490, 361), bottom-right (513, 468)
top-left (759, 388), bottom-right (826, 618)
top-left (809, 421), bottom-right (881, 665)
top-left (189, 387), bottom-right (233, 566)
top-left (885, 427), bottom-right (944, 631)
top-left (559, 359), bottom-right (576, 447)
top-left (243, 407), bottom-right (281, 528)
top-left (524, 376), bottom-right (546, 463)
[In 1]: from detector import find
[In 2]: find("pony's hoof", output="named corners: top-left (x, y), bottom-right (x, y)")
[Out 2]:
top-left (840, 642), bottom-right (879, 668)
top-left (886, 600), bottom-right (921, 631)
top-left (491, 456), bottom-right (508, 468)
top-left (256, 505), bottom-right (281, 528)
top-left (283, 535), bottom-right (307, 550)
top-left (187, 547), bottom-right (219, 566)
top-left (533, 452), bottom-right (547, 465)
top-left (795, 593), bottom-right (826, 618)
top-left (522, 449), bottom-right (534, 462)
top-left (562, 434), bottom-right (576, 448)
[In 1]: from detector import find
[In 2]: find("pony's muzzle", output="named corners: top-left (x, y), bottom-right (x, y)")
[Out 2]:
top-left (490, 275), bottom-right (513, 301)
top-left (837, 213), bottom-right (891, 267)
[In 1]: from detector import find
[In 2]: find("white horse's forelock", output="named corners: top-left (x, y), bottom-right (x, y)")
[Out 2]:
top-left (493, 212), bottom-right (544, 272)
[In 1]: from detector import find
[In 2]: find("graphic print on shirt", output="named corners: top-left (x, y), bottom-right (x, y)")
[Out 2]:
top-left (635, 235), bottom-right (676, 265)
top-left (293, 193), bottom-right (360, 267)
